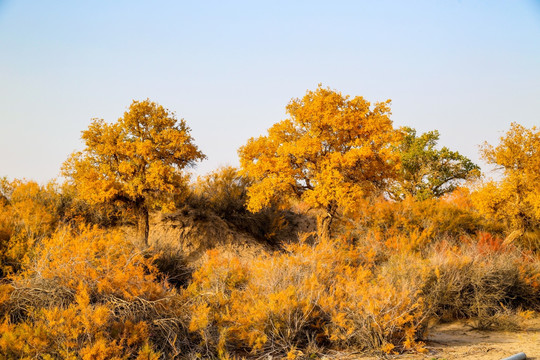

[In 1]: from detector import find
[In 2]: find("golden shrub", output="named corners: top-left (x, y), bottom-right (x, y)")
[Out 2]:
top-left (354, 192), bottom-right (499, 253)
top-left (0, 298), bottom-right (159, 359)
top-left (0, 226), bottom-right (169, 359)
top-left (423, 241), bottom-right (540, 328)
top-left (0, 179), bottom-right (61, 276)
top-left (17, 225), bottom-right (168, 301)
top-left (185, 237), bottom-right (428, 358)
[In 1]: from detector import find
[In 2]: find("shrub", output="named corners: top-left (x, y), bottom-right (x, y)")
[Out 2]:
top-left (354, 192), bottom-right (501, 253)
top-left (56, 182), bottom-right (125, 228)
top-left (0, 179), bottom-right (61, 276)
top-left (184, 236), bottom-right (429, 358)
top-left (0, 226), bottom-right (178, 359)
top-left (0, 287), bottom-right (161, 360)
top-left (192, 166), bottom-right (249, 219)
top-left (422, 240), bottom-right (540, 329)
top-left (15, 226), bottom-right (168, 301)
top-left (149, 243), bottom-right (192, 289)
top-left (188, 166), bottom-right (296, 246)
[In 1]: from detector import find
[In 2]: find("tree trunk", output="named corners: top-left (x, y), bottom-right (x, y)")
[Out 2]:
top-left (317, 201), bottom-right (338, 241)
top-left (503, 229), bottom-right (524, 246)
top-left (136, 205), bottom-right (149, 247)
top-left (317, 213), bottom-right (333, 241)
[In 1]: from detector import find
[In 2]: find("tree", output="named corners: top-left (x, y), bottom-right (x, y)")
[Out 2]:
top-left (238, 86), bottom-right (400, 240)
top-left (473, 123), bottom-right (540, 235)
top-left (63, 99), bottom-right (206, 246)
top-left (388, 127), bottom-right (480, 201)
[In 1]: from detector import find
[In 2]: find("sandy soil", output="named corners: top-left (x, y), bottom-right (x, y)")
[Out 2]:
top-left (347, 318), bottom-right (540, 360)
top-left (420, 320), bottom-right (540, 360)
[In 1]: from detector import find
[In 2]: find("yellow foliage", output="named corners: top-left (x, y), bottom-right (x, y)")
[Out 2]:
top-left (185, 237), bottom-right (427, 356)
top-left (186, 251), bottom-right (249, 344)
top-left (135, 344), bottom-right (161, 360)
top-left (354, 192), bottom-right (493, 253)
top-left (0, 226), bottom-right (168, 359)
top-left (239, 85), bottom-right (400, 239)
top-left (0, 179), bottom-right (61, 276)
top-left (474, 123), bottom-right (540, 236)
top-left (0, 300), bottom-right (156, 359)
top-left (17, 225), bottom-right (168, 301)
top-left (62, 99), bottom-right (206, 245)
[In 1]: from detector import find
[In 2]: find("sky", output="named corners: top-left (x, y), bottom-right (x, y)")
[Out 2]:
top-left (1, 0), bottom-right (539, 183)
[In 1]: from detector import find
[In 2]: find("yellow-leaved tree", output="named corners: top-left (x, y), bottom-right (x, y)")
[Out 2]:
top-left (474, 122), bottom-right (540, 239)
top-left (238, 86), bottom-right (400, 240)
top-left (63, 99), bottom-right (206, 245)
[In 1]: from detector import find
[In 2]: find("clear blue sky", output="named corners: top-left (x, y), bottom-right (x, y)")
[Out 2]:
top-left (1, 0), bottom-right (539, 183)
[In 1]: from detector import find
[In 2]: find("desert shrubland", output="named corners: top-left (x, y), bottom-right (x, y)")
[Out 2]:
top-left (0, 96), bottom-right (539, 359)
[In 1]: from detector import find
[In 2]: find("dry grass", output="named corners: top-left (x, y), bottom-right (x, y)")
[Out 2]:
top-left (423, 240), bottom-right (540, 330)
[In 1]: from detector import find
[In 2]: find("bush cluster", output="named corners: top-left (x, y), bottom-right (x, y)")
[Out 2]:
top-left (1, 221), bottom-right (538, 359)
top-left (0, 173), bottom-right (539, 359)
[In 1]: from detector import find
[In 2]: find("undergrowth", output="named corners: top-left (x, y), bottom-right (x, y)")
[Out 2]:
top-left (0, 182), bottom-right (539, 359)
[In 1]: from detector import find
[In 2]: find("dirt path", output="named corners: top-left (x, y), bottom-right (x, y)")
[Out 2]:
top-left (348, 318), bottom-right (540, 360)
top-left (421, 320), bottom-right (540, 359)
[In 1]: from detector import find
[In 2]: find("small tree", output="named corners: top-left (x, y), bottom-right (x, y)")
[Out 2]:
top-left (474, 122), bottom-right (540, 235)
top-left (388, 127), bottom-right (480, 201)
top-left (239, 86), bottom-right (400, 240)
top-left (63, 99), bottom-right (206, 246)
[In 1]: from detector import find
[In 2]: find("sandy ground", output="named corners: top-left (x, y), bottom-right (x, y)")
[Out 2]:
top-left (419, 320), bottom-right (540, 360)
top-left (346, 318), bottom-right (540, 360)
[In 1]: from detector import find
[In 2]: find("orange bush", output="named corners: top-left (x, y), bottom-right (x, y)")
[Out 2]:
top-left (0, 226), bottom-right (172, 359)
top-left (185, 237), bottom-right (428, 358)
top-left (0, 287), bottom-right (160, 359)
top-left (17, 225), bottom-right (168, 301)
top-left (354, 192), bottom-right (500, 253)
top-left (0, 179), bottom-right (61, 276)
